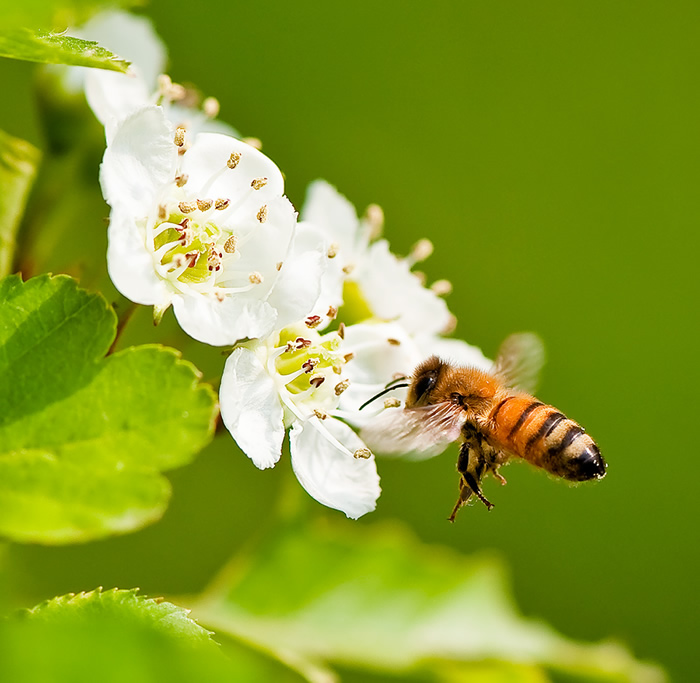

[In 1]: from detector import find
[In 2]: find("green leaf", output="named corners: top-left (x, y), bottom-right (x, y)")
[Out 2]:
top-left (0, 130), bottom-right (40, 278)
top-left (0, 588), bottom-right (307, 683)
top-left (192, 520), bottom-right (666, 683)
top-left (0, 29), bottom-right (129, 71)
top-left (0, 274), bottom-right (218, 543)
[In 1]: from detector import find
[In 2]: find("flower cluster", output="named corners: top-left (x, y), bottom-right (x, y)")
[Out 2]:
top-left (76, 11), bottom-right (490, 518)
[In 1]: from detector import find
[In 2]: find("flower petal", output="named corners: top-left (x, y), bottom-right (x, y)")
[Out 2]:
top-left (107, 211), bottom-right (169, 307)
top-left (179, 134), bottom-right (284, 219)
top-left (100, 106), bottom-right (177, 214)
top-left (356, 239), bottom-right (452, 336)
top-left (267, 224), bottom-right (326, 329)
top-left (172, 293), bottom-right (277, 346)
top-left (289, 418), bottom-right (381, 519)
top-left (220, 347), bottom-right (285, 469)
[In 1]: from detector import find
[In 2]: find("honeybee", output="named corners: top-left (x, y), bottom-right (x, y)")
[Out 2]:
top-left (360, 333), bottom-right (607, 520)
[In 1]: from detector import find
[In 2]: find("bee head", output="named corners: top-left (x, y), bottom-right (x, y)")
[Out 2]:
top-left (407, 356), bottom-right (446, 407)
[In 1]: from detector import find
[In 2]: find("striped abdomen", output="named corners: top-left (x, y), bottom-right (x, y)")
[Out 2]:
top-left (486, 394), bottom-right (606, 481)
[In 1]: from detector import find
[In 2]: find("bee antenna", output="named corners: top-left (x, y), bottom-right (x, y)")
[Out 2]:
top-left (359, 382), bottom-right (410, 410)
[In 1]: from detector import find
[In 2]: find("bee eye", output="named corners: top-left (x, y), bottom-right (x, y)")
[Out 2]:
top-left (413, 371), bottom-right (438, 404)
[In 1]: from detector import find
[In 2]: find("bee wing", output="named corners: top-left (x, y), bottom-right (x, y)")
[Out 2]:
top-left (492, 332), bottom-right (545, 394)
top-left (360, 402), bottom-right (466, 460)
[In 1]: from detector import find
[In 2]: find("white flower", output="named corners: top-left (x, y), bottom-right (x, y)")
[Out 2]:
top-left (220, 322), bottom-right (380, 519)
top-left (101, 105), bottom-right (323, 345)
top-left (300, 180), bottom-right (453, 335)
top-left (58, 10), bottom-right (237, 141)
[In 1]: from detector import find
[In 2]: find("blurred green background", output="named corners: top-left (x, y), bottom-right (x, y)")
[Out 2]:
top-left (1, 1), bottom-right (697, 680)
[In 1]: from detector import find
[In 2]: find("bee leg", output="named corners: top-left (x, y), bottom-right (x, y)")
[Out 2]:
top-left (490, 465), bottom-right (508, 486)
top-left (448, 479), bottom-right (473, 522)
top-left (453, 441), bottom-right (495, 515)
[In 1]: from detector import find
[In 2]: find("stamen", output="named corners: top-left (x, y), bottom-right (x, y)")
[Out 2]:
top-left (257, 205), bottom-right (268, 223)
top-left (207, 246), bottom-right (223, 272)
top-left (215, 198), bottom-right (230, 210)
top-left (327, 243), bottom-right (339, 258)
top-left (175, 174), bottom-right (188, 187)
top-left (178, 201), bottom-right (197, 214)
top-left (285, 337), bottom-right (312, 352)
top-left (243, 137), bottom-right (262, 150)
top-left (302, 359), bottom-right (318, 373)
top-left (384, 398), bottom-right (401, 408)
top-left (342, 264), bottom-right (355, 275)
top-left (174, 127), bottom-right (186, 147)
top-left (184, 251), bottom-right (200, 268)
top-left (442, 314), bottom-right (457, 335)
top-left (314, 409), bottom-right (329, 420)
top-left (334, 380), bottom-right (350, 396)
top-left (154, 239), bottom-right (184, 261)
top-left (197, 198), bottom-right (213, 212)
top-left (249, 271), bottom-right (263, 284)
top-left (431, 279), bottom-right (453, 295)
top-left (203, 96), bottom-right (220, 118)
top-left (227, 152), bottom-right (241, 169)
top-left (408, 238), bottom-right (433, 264)
top-left (309, 375), bottom-right (325, 389)
top-left (413, 270), bottom-right (427, 286)
top-left (338, 322), bottom-right (346, 339)
top-left (158, 204), bottom-right (167, 220)
top-left (387, 338), bottom-right (401, 346)
top-left (343, 352), bottom-right (355, 362)
top-left (353, 448), bottom-right (372, 459)
top-left (214, 291), bottom-right (225, 302)
top-left (251, 177), bottom-right (268, 190)
top-left (305, 315), bottom-right (322, 329)
top-left (327, 305), bottom-right (338, 319)
top-left (364, 203), bottom-right (384, 240)
top-left (224, 235), bottom-right (237, 253)
top-left (276, 262), bottom-right (283, 271)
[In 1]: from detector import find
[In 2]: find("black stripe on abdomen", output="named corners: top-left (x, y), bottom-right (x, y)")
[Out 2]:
top-left (507, 401), bottom-right (544, 440)
top-left (525, 411), bottom-right (565, 453)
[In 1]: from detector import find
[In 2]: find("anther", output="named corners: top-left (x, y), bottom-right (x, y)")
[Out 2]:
top-left (338, 322), bottom-right (346, 339)
top-left (442, 314), bottom-right (457, 335)
top-left (158, 204), bottom-right (167, 220)
top-left (296, 337), bottom-right (312, 348)
top-left (257, 205), bottom-right (268, 223)
top-left (242, 137), bottom-right (262, 150)
top-left (215, 198), bottom-right (230, 210)
top-left (413, 271), bottom-right (427, 286)
top-left (302, 359), bottom-right (318, 374)
top-left (251, 177), bottom-right (268, 190)
top-left (305, 315), bottom-right (322, 329)
top-left (309, 375), bottom-right (325, 389)
top-left (174, 127), bottom-right (186, 147)
top-left (384, 398), bottom-right (401, 408)
top-left (334, 379), bottom-right (350, 396)
top-left (227, 152), bottom-right (241, 169)
top-left (178, 201), bottom-right (197, 214)
top-left (214, 291), bottom-right (225, 302)
top-left (343, 352), bottom-right (355, 362)
top-left (353, 448), bottom-right (372, 459)
top-left (175, 174), bottom-right (188, 187)
top-left (387, 338), bottom-right (401, 346)
top-left (224, 235), bottom-right (237, 253)
top-left (184, 251), bottom-right (200, 268)
top-left (275, 262), bottom-right (283, 271)
top-left (249, 271), bottom-right (263, 284)
top-left (197, 198), bottom-right (213, 212)
top-left (327, 242), bottom-right (339, 259)
top-left (431, 279), bottom-right (453, 296)
top-left (342, 264), bottom-right (355, 275)
top-left (313, 409), bottom-right (329, 420)
top-left (409, 238), bottom-right (434, 263)
top-left (203, 96), bottom-right (220, 118)
top-left (326, 305), bottom-right (338, 319)
top-left (332, 365), bottom-right (342, 375)
top-left (364, 203), bottom-right (384, 240)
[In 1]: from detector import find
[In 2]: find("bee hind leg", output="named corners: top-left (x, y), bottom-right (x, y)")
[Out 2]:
top-left (450, 441), bottom-right (494, 520)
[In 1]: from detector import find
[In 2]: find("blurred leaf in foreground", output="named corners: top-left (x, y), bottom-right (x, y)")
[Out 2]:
top-left (0, 130), bottom-right (40, 278)
top-left (0, 28), bottom-right (129, 71)
top-left (0, 274), bottom-right (217, 544)
top-left (192, 520), bottom-right (666, 683)
top-left (0, 588), bottom-right (305, 683)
